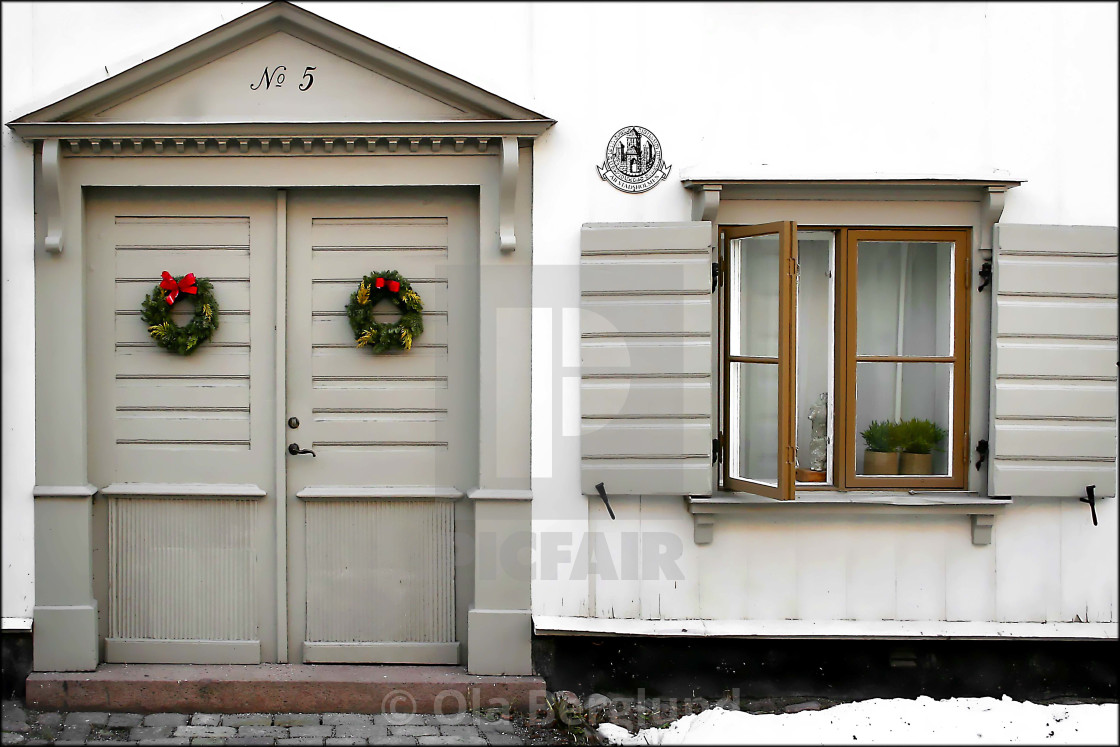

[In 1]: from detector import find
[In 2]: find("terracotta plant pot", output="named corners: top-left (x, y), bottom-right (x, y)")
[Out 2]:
top-left (899, 452), bottom-right (933, 475)
top-left (863, 450), bottom-right (899, 475)
top-left (795, 468), bottom-right (827, 483)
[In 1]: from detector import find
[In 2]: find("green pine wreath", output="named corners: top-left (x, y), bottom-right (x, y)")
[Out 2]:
top-left (140, 272), bottom-right (220, 355)
top-left (346, 270), bottom-right (424, 353)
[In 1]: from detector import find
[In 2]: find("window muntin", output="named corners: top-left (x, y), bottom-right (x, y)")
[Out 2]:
top-left (722, 225), bottom-right (970, 499)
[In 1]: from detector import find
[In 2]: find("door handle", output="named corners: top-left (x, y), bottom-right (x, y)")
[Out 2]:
top-left (287, 443), bottom-right (316, 457)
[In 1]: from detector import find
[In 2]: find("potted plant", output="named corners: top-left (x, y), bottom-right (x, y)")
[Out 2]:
top-left (894, 418), bottom-right (948, 475)
top-left (860, 419), bottom-right (899, 475)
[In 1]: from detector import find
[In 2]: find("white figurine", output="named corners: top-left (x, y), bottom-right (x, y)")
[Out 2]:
top-left (807, 393), bottom-right (828, 472)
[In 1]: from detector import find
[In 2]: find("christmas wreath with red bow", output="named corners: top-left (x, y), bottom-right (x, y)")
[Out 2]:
top-left (140, 271), bottom-right (220, 355)
top-left (346, 270), bottom-right (424, 353)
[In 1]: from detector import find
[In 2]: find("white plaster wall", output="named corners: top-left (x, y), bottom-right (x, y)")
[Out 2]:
top-left (1, 1), bottom-right (36, 626)
top-left (2, 2), bottom-right (1116, 628)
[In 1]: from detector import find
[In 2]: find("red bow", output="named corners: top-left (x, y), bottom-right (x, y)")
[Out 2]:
top-left (374, 277), bottom-right (401, 293)
top-left (160, 271), bottom-right (198, 305)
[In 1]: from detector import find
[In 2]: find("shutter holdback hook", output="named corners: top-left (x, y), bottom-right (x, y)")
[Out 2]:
top-left (977, 261), bottom-right (993, 292)
top-left (595, 482), bottom-right (616, 520)
top-left (1080, 485), bottom-right (1098, 526)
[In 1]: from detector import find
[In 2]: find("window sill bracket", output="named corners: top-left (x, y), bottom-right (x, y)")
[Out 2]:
top-left (685, 492), bottom-right (1011, 546)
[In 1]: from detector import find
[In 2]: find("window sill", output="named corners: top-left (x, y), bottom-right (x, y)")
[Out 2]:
top-left (685, 491), bottom-right (1011, 546)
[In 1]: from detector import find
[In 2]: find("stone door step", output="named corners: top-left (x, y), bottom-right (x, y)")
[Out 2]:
top-left (26, 664), bottom-right (547, 714)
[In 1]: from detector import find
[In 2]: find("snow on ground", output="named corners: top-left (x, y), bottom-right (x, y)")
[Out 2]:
top-left (598, 696), bottom-right (1118, 745)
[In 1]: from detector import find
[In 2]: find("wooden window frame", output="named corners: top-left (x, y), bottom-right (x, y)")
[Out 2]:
top-left (721, 222), bottom-right (798, 500)
top-left (842, 227), bottom-right (971, 490)
top-left (719, 224), bottom-right (972, 498)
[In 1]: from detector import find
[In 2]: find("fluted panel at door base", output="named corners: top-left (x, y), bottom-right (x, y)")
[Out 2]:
top-left (304, 499), bottom-right (456, 652)
top-left (107, 498), bottom-right (260, 652)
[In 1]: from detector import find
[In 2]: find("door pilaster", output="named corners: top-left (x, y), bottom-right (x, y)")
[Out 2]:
top-left (32, 143), bottom-right (99, 671)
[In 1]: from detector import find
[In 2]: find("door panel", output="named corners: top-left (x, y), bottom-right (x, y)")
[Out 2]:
top-left (86, 188), bottom-right (278, 663)
top-left (284, 189), bottom-right (478, 664)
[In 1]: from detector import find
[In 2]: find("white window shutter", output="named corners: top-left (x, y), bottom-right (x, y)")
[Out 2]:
top-left (580, 222), bottom-right (714, 496)
top-left (988, 223), bottom-right (1118, 498)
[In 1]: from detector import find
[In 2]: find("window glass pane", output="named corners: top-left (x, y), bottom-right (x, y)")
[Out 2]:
top-left (729, 361), bottom-right (778, 486)
top-left (729, 234), bottom-right (779, 358)
top-left (856, 241), bottom-right (954, 357)
top-left (795, 231), bottom-right (834, 483)
top-left (854, 361), bottom-right (953, 477)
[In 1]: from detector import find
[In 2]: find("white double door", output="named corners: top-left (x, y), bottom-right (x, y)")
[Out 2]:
top-left (88, 187), bottom-right (478, 664)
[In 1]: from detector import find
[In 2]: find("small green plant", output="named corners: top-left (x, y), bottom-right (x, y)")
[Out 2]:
top-left (860, 420), bottom-right (898, 452)
top-left (546, 691), bottom-right (604, 744)
top-left (894, 418), bottom-right (948, 454)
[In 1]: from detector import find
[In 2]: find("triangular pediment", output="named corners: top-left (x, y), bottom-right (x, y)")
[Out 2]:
top-left (8, 1), bottom-right (552, 136)
top-left (93, 31), bottom-right (484, 123)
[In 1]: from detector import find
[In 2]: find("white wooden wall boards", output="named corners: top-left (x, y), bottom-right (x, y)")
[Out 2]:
top-left (8, 1), bottom-right (550, 675)
top-left (988, 224), bottom-right (1118, 499)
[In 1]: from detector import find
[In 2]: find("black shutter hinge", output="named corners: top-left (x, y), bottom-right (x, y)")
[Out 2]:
top-left (712, 260), bottom-right (721, 292)
top-left (977, 261), bottom-right (993, 292)
top-left (713, 432), bottom-right (725, 464)
top-left (974, 439), bottom-right (989, 471)
top-left (1080, 485), bottom-right (1099, 526)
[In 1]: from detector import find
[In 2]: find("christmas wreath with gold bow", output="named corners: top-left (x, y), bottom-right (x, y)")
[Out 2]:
top-left (140, 271), bottom-right (220, 355)
top-left (346, 270), bottom-right (424, 353)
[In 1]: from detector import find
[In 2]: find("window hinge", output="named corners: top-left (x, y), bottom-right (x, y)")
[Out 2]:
top-left (713, 432), bottom-right (725, 464)
top-left (787, 257), bottom-right (798, 276)
top-left (785, 445), bottom-right (796, 465)
top-left (712, 260), bottom-right (721, 292)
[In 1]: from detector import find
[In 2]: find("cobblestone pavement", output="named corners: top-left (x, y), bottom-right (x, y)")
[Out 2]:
top-left (2, 700), bottom-right (566, 746)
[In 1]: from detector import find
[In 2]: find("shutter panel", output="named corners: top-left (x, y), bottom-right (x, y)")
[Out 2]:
top-left (988, 223), bottom-right (1118, 498)
top-left (580, 222), bottom-right (713, 496)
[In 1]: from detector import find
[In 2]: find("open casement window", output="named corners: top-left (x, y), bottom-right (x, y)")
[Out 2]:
top-left (719, 225), bottom-right (972, 498)
top-left (721, 222), bottom-right (798, 500)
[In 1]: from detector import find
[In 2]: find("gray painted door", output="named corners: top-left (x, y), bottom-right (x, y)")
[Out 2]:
top-left (87, 188), bottom-right (280, 664)
top-left (285, 189), bottom-right (478, 664)
top-left (87, 187), bottom-right (476, 665)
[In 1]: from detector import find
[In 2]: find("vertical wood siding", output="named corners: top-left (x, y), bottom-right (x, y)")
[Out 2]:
top-left (304, 500), bottom-right (455, 643)
top-left (107, 498), bottom-right (258, 640)
top-left (113, 215), bottom-right (252, 449)
top-left (577, 497), bottom-right (1116, 625)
